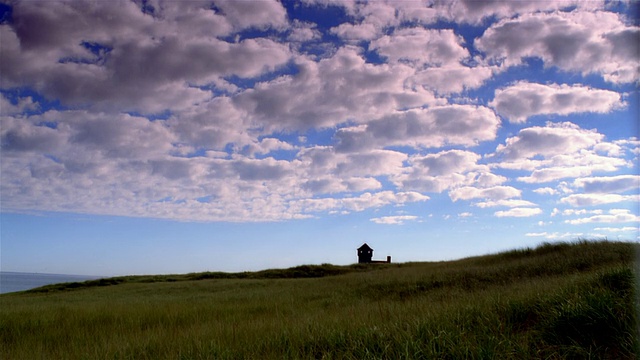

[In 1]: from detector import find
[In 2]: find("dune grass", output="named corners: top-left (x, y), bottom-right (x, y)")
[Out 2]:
top-left (1, 240), bottom-right (638, 359)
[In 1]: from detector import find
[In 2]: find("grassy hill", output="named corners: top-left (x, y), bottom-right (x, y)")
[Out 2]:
top-left (1, 240), bottom-right (638, 359)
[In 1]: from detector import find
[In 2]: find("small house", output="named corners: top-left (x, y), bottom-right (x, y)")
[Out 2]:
top-left (357, 243), bottom-right (373, 263)
top-left (357, 243), bottom-right (391, 264)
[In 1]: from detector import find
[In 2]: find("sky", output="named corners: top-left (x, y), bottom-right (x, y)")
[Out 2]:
top-left (0, 0), bottom-right (638, 277)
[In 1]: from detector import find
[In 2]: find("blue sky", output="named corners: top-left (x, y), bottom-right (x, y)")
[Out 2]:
top-left (1, 0), bottom-right (638, 276)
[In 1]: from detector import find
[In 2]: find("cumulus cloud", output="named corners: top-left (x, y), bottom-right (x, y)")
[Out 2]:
top-left (330, 22), bottom-right (379, 41)
top-left (334, 150), bottom-right (407, 178)
top-left (2, 110), bottom-right (175, 159)
top-left (370, 28), bottom-right (468, 68)
top-left (493, 122), bottom-right (630, 183)
top-left (304, 0), bottom-right (597, 26)
top-left (296, 147), bottom-right (406, 194)
top-left (370, 215), bottom-right (419, 225)
top-left (213, 0), bottom-right (288, 30)
top-left (525, 231), bottom-right (586, 240)
top-left (290, 191), bottom-right (430, 215)
top-left (516, 153), bottom-right (629, 183)
top-left (560, 194), bottom-right (640, 207)
top-left (234, 48), bottom-right (439, 132)
top-left (242, 138), bottom-right (297, 157)
top-left (288, 20), bottom-right (322, 43)
top-left (593, 226), bottom-right (638, 233)
top-left (565, 209), bottom-right (640, 224)
top-left (476, 10), bottom-right (639, 84)
top-left (1, 0), bottom-right (292, 114)
top-left (391, 149), bottom-right (505, 193)
top-left (449, 186), bottom-right (521, 202)
top-left (573, 175), bottom-right (640, 194)
top-left (533, 187), bottom-right (557, 195)
top-left (474, 199), bottom-right (537, 208)
top-left (561, 209), bottom-right (604, 216)
top-left (490, 82), bottom-right (624, 123)
top-left (495, 122), bottom-right (603, 161)
top-left (0, 94), bottom-right (39, 116)
top-left (410, 65), bottom-right (495, 95)
top-left (336, 105), bottom-right (500, 152)
top-left (0, 1), bottom-right (637, 225)
top-left (441, 0), bottom-right (598, 24)
top-left (495, 207), bottom-right (543, 218)
top-left (368, 27), bottom-right (494, 95)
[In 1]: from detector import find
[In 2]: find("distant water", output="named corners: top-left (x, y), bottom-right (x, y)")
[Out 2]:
top-left (0, 272), bottom-right (102, 294)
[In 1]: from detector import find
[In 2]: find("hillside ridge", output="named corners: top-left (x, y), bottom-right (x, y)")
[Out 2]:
top-left (18, 239), bottom-right (636, 294)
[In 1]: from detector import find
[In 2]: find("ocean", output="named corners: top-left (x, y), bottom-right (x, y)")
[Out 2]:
top-left (0, 272), bottom-right (102, 294)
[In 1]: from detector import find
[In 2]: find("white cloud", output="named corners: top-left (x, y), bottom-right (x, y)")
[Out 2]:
top-left (2, 110), bottom-right (176, 160)
top-left (450, 186), bottom-right (521, 202)
top-left (533, 187), bottom-right (557, 195)
top-left (615, 138), bottom-right (640, 155)
top-left (560, 194), bottom-right (640, 207)
top-left (495, 122), bottom-right (603, 161)
top-left (232, 157), bottom-right (294, 181)
top-left (573, 175), bottom-right (640, 194)
top-left (442, 0), bottom-right (598, 24)
top-left (370, 215), bottom-right (419, 225)
top-left (1, 1), bottom-right (292, 114)
top-left (304, 0), bottom-right (598, 26)
top-left (0, 95), bottom-right (39, 116)
top-left (516, 158), bottom-right (628, 183)
top-left (494, 122), bottom-right (629, 183)
top-left (495, 207), bottom-right (542, 218)
top-left (593, 227), bottom-right (638, 233)
top-left (242, 138), bottom-right (297, 157)
top-left (167, 97), bottom-right (252, 151)
top-left (288, 20), bottom-right (322, 43)
top-left (1, 116), bottom-right (67, 154)
top-left (234, 48), bottom-right (440, 132)
top-left (391, 149), bottom-right (492, 193)
top-left (525, 231), bottom-right (585, 240)
top-left (213, 0), bottom-right (288, 31)
top-left (0, 1), bottom-right (636, 225)
top-left (330, 22), bottom-right (379, 41)
top-left (295, 147), bottom-right (406, 194)
top-left (336, 105), bottom-right (500, 152)
top-left (301, 177), bottom-right (382, 195)
top-left (593, 142), bottom-right (624, 157)
top-left (474, 199), bottom-right (537, 208)
top-left (561, 209), bottom-right (604, 216)
top-left (476, 11), bottom-right (639, 84)
top-left (370, 28), bottom-right (468, 68)
top-left (410, 65), bottom-right (495, 94)
top-left (291, 191), bottom-right (429, 214)
top-left (490, 82), bottom-right (624, 123)
top-left (565, 209), bottom-right (640, 224)
top-left (335, 150), bottom-right (408, 177)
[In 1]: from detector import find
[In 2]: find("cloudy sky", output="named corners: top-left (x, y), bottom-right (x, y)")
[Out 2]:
top-left (1, 0), bottom-right (638, 276)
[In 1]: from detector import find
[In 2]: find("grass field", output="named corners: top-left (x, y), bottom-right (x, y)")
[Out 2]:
top-left (1, 240), bottom-right (638, 359)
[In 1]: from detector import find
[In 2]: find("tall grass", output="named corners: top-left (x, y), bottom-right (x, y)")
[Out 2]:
top-left (1, 240), bottom-right (637, 359)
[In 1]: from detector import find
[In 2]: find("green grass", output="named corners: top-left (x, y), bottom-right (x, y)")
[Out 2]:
top-left (1, 240), bottom-right (638, 359)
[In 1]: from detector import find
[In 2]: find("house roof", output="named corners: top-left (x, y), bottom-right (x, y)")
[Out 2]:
top-left (358, 243), bottom-right (373, 251)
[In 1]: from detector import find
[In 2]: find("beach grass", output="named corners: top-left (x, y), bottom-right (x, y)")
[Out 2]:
top-left (1, 240), bottom-right (638, 359)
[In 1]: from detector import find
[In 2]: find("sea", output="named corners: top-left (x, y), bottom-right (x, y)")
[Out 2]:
top-left (0, 272), bottom-right (103, 294)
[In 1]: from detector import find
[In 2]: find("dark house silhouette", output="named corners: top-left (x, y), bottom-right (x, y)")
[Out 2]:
top-left (357, 243), bottom-right (391, 264)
